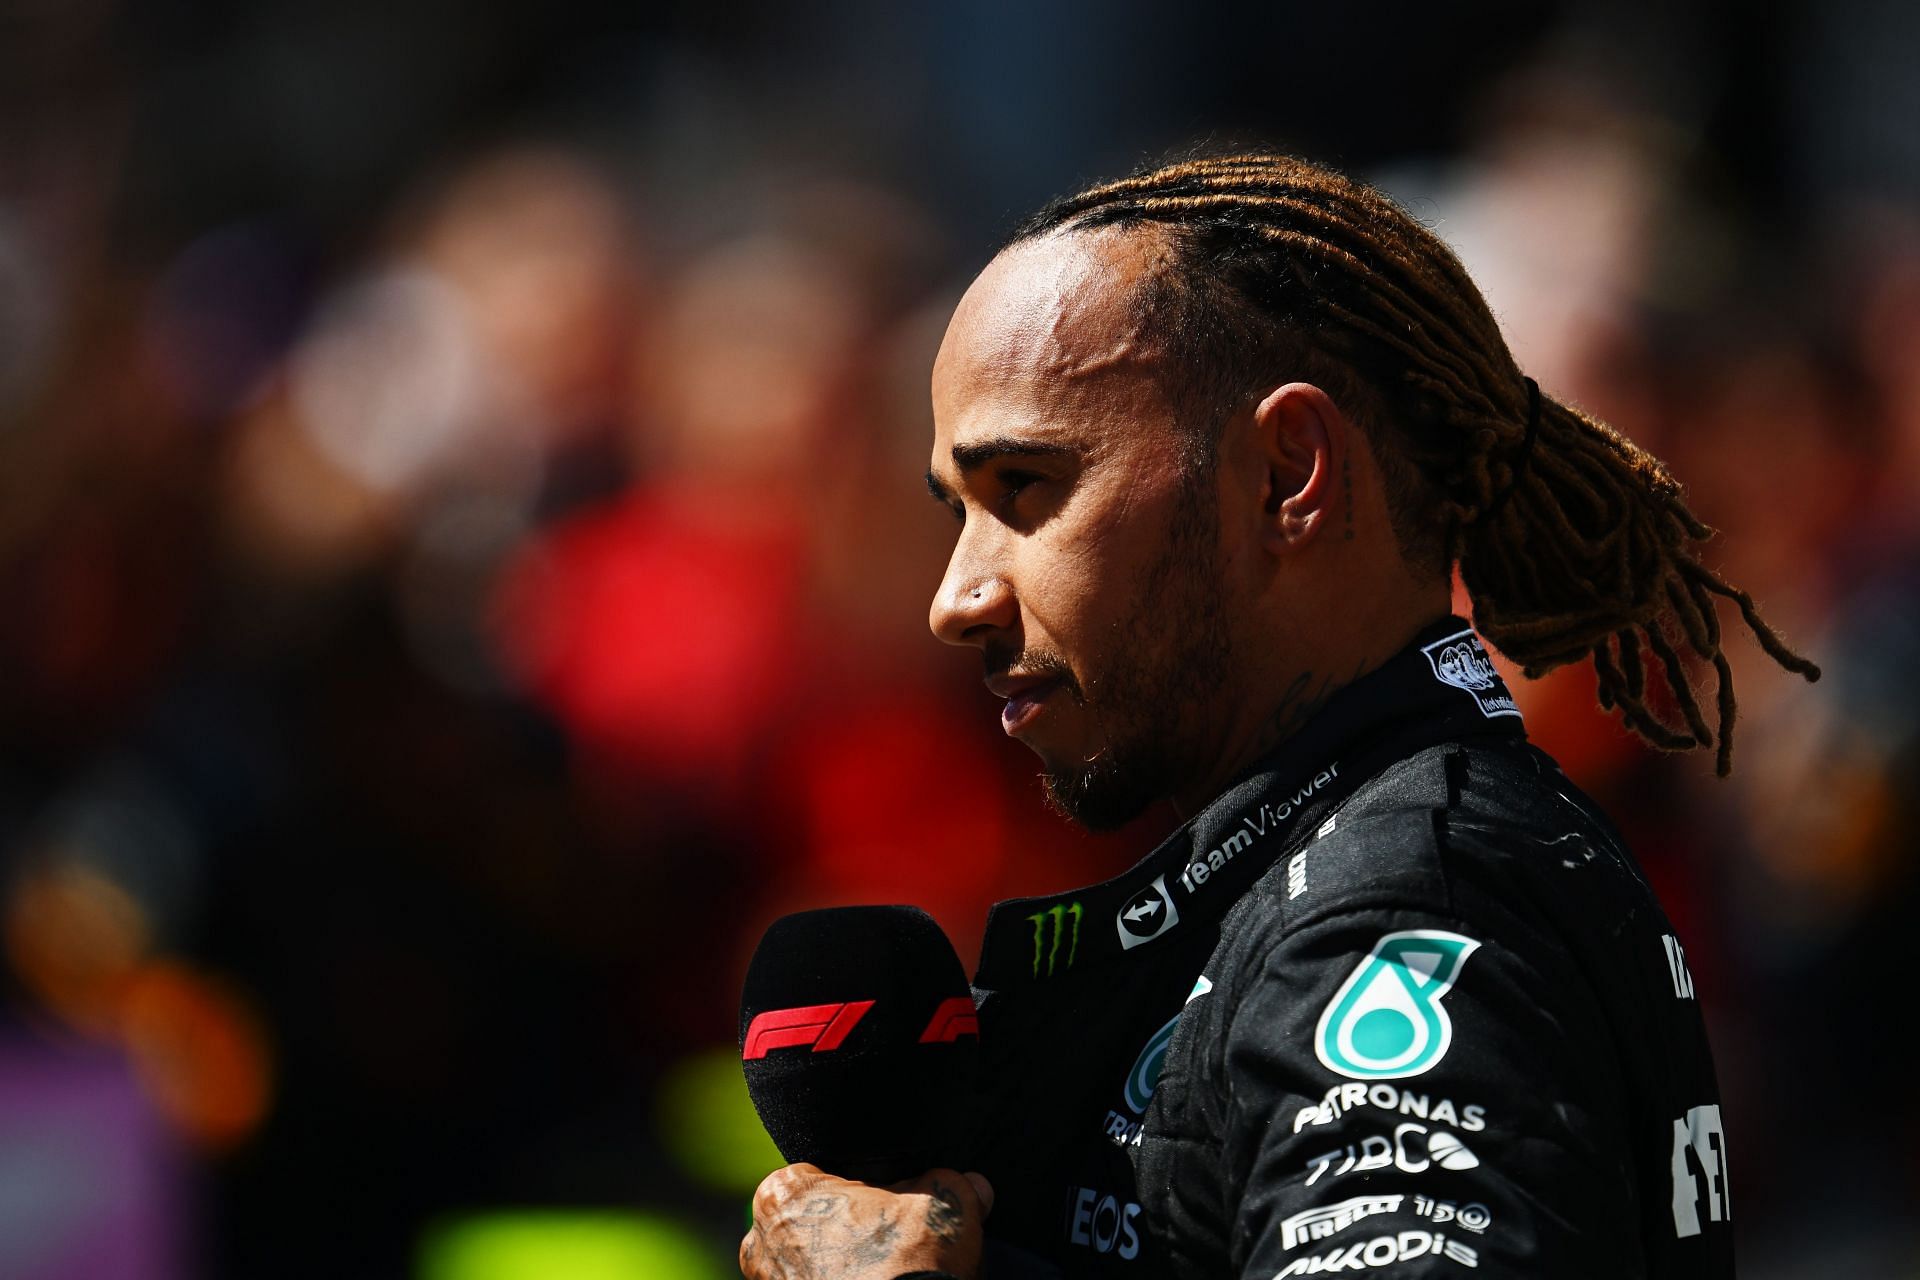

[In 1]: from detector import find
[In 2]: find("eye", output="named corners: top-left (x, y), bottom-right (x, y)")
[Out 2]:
top-left (997, 469), bottom-right (1043, 505)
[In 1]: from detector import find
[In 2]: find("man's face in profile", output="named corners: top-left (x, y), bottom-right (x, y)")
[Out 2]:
top-left (926, 228), bottom-right (1240, 829)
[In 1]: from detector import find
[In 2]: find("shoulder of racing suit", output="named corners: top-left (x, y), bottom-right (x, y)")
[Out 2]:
top-left (1132, 736), bottom-right (1720, 1279)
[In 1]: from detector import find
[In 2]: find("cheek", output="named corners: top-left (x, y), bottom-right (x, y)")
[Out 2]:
top-left (1018, 462), bottom-right (1192, 650)
top-left (1056, 466), bottom-right (1173, 574)
top-left (1018, 552), bottom-right (1110, 651)
top-left (1019, 539), bottom-right (1153, 666)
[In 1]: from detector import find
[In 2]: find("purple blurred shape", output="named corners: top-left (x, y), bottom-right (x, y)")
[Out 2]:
top-left (0, 1034), bottom-right (185, 1280)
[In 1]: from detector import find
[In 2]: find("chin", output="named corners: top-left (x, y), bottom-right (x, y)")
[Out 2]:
top-left (1040, 755), bottom-right (1163, 832)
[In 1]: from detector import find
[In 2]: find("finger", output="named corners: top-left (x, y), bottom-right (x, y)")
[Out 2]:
top-left (964, 1171), bottom-right (995, 1219)
top-left (750, 1171), bottom-right (780, 1224)
top-left (752, 1162), bottom-right (829, 1222)
top-left (914, 1168), bottom-right (986, 1212)
top-left (907, 1169), bottom-right (990, 1227)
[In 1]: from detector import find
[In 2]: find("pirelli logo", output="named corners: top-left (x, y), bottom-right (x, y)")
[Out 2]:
top-left (1280, 1194), bottom-right (1403, 1249)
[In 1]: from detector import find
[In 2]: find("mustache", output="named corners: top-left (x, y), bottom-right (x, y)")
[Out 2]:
top-left (984, 643), bottom-right (1085, 701)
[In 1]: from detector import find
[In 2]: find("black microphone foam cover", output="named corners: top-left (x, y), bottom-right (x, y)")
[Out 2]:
top-left (740, 905), bottom-right (980, 1184)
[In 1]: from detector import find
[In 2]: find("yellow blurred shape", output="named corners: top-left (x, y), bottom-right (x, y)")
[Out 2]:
top-left (120, 960), bottom-right (274, 1152)
top-left (655, 1046), bottom-right (783, 1196)
top-left (4, 860), bottom-right (151, 1036)
top-left (418, 1210), bottom-right (728, 1280)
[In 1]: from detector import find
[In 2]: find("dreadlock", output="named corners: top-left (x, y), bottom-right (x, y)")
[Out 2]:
top-left (1009, 151), bottom-right (1818, 776)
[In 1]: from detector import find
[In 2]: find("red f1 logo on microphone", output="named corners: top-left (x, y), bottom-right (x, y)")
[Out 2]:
top-left (918, 995), bottom-right (979, 1044)
top-left (742, 1001), bottom-right (875, 1060)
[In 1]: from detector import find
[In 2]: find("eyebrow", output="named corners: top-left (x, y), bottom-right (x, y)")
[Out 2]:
top-left (926, 437), bottom-right (1078, 504)
top-left (951, 437), bottom-right (1076, 473)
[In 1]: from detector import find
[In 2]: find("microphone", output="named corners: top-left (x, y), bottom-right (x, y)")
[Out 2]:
top-left (739, 905), bottom-right (981, 1185)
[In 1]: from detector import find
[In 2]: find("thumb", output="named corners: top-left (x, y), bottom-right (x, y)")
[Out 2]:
top-left (964, 1171), bottom-right (994, 1219)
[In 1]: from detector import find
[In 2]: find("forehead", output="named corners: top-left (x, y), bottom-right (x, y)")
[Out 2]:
top-left (930, 226), bottom-right (1179, 452)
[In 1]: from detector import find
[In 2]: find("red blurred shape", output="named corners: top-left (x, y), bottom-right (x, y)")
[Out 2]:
top-left (788, 698), bottom-right (1007, 907)
top-left (493, 490), bottom-right (801, 786)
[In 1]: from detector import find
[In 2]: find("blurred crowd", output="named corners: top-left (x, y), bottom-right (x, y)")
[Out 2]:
top-left (1, 2), bottom-right (1916, 1277)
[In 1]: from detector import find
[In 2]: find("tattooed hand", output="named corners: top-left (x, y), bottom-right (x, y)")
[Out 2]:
top-left (740, 1164), bottom-right (994, 1280)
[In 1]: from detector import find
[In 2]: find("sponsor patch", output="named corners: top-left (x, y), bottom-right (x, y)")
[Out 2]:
top-left (1116, 874), bottom-right (1179, 949)
top-left (1115, 976), bottom-right (1212, 1124)
top-left (1414, 1195), bottom-right (1491, 1234)
top-left (1304, 1122), bottom-right (1482, 1187)
top-left (1114, 763), bottom-right (1343, 952)
top-left (1275, 1231), bottom-right (1479, 1274)
top-left (1280, 1194), bottom-right (1404, 1250)
top-left (1315, 930), bottom-right (1481, 1080)
top-left (1661, 933), bottom-right (1696, 999)
top-left (1421, 628), bottom-right (1518, 720)
top-left (1067, 1186), bottom-right (1143, 1259)
top-left (1292, 1081), bottom-right (1487, 1134)
top-left (1670, 1103), bottom-right (1729, 1238)
top-left (1025, 901), bottom-right (1082, 977)
top-left (1123, 1012), bottom-right (1181, 1115)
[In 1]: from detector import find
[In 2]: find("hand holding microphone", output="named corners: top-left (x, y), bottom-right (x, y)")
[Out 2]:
top-left (737, 906), bottom-right (994, 1280)
top-left (741, 1163), bottom-right (993, 1280)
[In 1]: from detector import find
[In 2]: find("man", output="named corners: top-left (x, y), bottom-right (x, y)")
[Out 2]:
top-left (740, 153), bottom-right (1816, 1278)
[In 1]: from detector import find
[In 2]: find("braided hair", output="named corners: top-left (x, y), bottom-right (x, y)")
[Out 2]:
top-left (1010, 151), bottom-right (1818, 776)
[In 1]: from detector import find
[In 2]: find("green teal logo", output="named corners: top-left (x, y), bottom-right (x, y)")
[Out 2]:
top-left (1123, 1012), bottom-right (1179, 1114)
top-left (1122, 976), bottom-right (1211, 1114)
top-left (1314, 930), bottom-right (1481, 1080)
top-left (1026, 901), bottom-right (1082, 976)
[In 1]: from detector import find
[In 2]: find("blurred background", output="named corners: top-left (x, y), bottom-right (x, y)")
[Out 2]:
top-left (1, 0), bottom-right (1915, 1276)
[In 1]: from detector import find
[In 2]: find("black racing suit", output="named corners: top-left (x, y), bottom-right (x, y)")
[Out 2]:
top-left (970, 618), bottom-right (1733, 1278)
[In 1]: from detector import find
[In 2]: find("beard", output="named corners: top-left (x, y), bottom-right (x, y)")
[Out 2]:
top-left (1036, 468), bottom-right (1234, 831)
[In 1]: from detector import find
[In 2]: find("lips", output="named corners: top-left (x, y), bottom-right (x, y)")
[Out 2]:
top-left (988, 672), bottom-right (1063, 736)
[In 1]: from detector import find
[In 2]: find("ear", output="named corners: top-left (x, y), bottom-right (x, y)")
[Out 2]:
top-left (1248, 382), bottom-right (1340, 554)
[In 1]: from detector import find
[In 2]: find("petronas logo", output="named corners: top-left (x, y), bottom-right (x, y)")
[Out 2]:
top-left (1315, 931), bottom-right (1481, 1080)
top-left (1122, 977), bottom-right (1211, 1115)
top-left (1124, 1010), bottom-right (1181, 1113)
top-left (1026, 901), bottom-right (1082, 976)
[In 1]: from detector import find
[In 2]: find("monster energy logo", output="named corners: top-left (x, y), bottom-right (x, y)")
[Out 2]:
top-left (1026, 901), bottom-right (1082, 976)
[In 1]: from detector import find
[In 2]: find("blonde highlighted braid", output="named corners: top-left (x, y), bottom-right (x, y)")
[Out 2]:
top-left (1011, 151), bottom-right (1818, 776)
